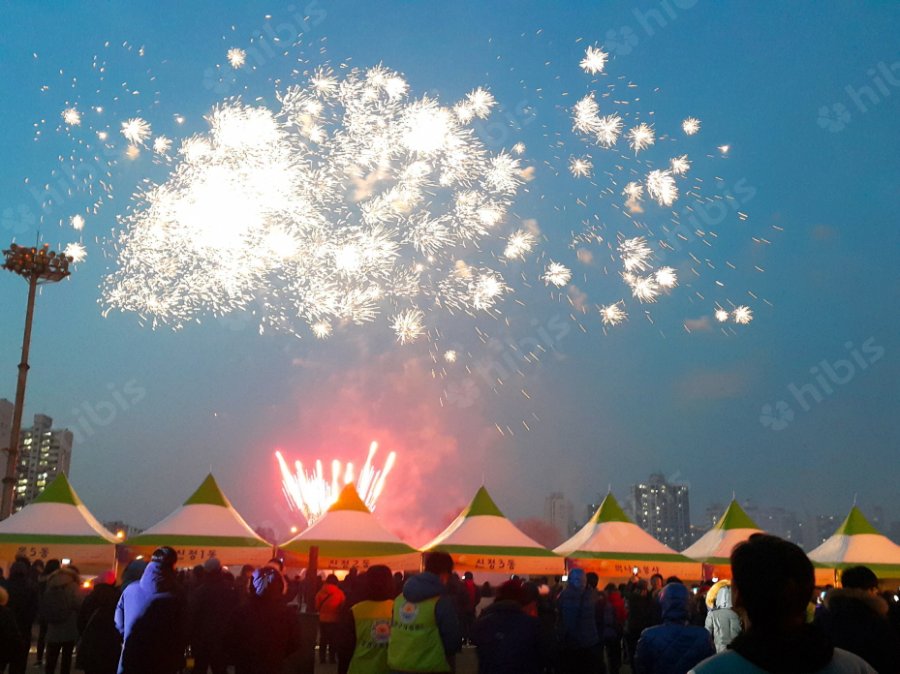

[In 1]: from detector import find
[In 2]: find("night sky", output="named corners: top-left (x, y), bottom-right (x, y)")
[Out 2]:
top-left (0, 2), bottom-right (897, 542)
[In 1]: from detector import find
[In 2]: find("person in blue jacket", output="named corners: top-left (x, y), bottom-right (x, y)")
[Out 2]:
top-left (115, 547), bottom-right (186, 674)
top-left (634, 580), bottom-right (715, 674)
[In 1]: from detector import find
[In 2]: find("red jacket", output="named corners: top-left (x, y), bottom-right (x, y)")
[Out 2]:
top-left (315, 583), bottom-right (345, 624)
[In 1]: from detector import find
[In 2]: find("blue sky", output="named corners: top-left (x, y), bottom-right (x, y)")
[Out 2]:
top-left (0, 1), bottom-right (897, 540)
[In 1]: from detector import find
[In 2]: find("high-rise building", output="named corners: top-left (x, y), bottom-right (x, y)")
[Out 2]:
top-left (545, 492), bottom-right (574, 537)
top-left (744, 503), bottom-right (804, 547)
top-left (631, 473), bottom-right (691, 550)
top-left (14, 414), bottom-right (73, 513)
top-left (814, 514), bottom-right (839, 547)
top-left (0, 399), bottom-right (13, 479)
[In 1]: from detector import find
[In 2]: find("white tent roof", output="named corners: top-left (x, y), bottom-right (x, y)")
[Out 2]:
top-left (809, 506), bottom-right (900, 578)
top-left (682, 500), bottom-right (762, 564)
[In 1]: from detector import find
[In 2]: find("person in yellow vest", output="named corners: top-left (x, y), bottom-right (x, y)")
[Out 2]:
top-left (346, 565), bottom-right (395, 674)
top-left (387, 552), bottom-right (461, 674)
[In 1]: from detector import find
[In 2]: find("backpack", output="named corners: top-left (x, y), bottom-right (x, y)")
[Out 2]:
top-left (41, 584), bottom-right (71, 624)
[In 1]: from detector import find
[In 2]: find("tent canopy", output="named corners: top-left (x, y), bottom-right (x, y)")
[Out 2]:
top-left (423, 486), bottom-right (563, 575)
top-left (0, 473), bottom-right (117, 574)
top-left (809, 506), bottom-right (900, 580)
top-left (125, 473), bottom-right (271, 568)
top-left (555, 492), bottom-right (699, 580)
top-left (279, 484), bottom-right (420, 571)
top-left (681, 500), bottom-right (762, 578)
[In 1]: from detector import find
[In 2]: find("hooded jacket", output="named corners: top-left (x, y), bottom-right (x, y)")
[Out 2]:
top-left (471, 599), bottom-right (542, 674)
top-left (44, 567), bottom-right (82, 644)
top-left (555, 568), bottom-right (600, 650)
top-left (816, 588), bottom-right (900, 674)
top-left (316, 581), bottom-right (346, 624)
top-left (704, 584), bottom-right (742, 653)
top-left (634, 582), bottom-right (715, 674)
top-left (115, 561), bottom-right (185, 674)
top-left (394, 571), bottom-right (461, 662)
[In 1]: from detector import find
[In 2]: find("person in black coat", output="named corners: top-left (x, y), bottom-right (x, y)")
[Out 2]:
top-left (225, 566), bottom-right (300, 674)
top-left (76, 571), bottom-right (122, 674)
top-left (5, 559), bottom-right (38, 674)
top-left (0, 585), bottom-right (27, 673)
top-left (115, 547), bottom-right (186, 674)
top-left (815, 566), bottom-right (900, 674)
top-left (188, 557), bottom-right (237, 674)
top-left (472, 578), bottom-right (544, 674)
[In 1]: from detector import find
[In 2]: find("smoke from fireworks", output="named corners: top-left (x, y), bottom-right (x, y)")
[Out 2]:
top-left (276, 441), bottom-right (397, 526)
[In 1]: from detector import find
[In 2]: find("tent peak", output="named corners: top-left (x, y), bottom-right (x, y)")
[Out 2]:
top-left (327, 484), bottom-right (371, 513)
top-left (183, 474), bottom-right (231, 508)
top-left (715, 499), bottom-right (759, 531)
top-left (835, 506), bottom-right (880, 537)
top-left (32, 473), bottom-right (82, 507)
top-left (590, 492), bottom-right (632, 524)
top-left (462, 485), bottom-right (504, 518)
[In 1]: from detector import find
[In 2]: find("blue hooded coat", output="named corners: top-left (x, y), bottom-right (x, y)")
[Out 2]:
top-left (634, 582), bottom-right (715, 674)
top-left (555, 568), bottom-right (600, 650)
top-left (115, 561), bottom-right (185, 674)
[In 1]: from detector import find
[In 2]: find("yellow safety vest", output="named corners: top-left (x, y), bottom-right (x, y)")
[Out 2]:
top-left (348, 600), bottom-right (393, 674)
top-left (386, 595), bottom-right (450, 673)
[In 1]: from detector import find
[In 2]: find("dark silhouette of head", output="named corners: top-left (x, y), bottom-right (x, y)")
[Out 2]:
top-left (424, 551), bottom-right (454, 578)
top-left (151, 547), bottom-right (178, 568)
top-left (840, 565), bottom-right (878, 592)
top-left (586, 571), bottom-right (599, 589)
top-left (731, 534), bottom-right (813, 631)
top-left (363, 565), bottom-right (395, 601)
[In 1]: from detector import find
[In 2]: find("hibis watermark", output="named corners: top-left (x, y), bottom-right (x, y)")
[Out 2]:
top-left (760, 339), bottom-right (885, 431)
top-left (818, 61), bottom-right (900, 133)
top-left (65, 380), bottom-right (147, 444)
top-left (604, 0), bottom-right (700, 57)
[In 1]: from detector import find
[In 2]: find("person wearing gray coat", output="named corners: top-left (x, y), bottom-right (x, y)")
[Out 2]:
top-left (704, 583), bottom-right (742, 653)
top-left (41, 566), bottom-right (83, 674)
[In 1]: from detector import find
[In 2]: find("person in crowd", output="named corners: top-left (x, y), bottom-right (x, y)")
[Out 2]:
top-left (650, 574), bottom-right (665, 625)
top-left (188, 557), bottom-right (237, 674)
top-left (815, 565), bottom-right (900, 673)
top-left (634, 580), bottom-right (714, 674)
top-left (76, 570), bottom-right (121, 674)
top-left (42, 564), bottom-right (82, 674)
top-left (35, 558), bottom-right (61, 668)
top-left (704, 580), bottom-right (742, 654)
top-left (236, 565), bottom-right (255, 602)
top-left (690, 534), bottom-right (877, 673)
top-left (5, 559), bottom-right (37, 674)
top-left (625, 579), bottom-right (654, 663)
top-left (226, 566), bottom-right (300, 674)
top-left (471, 577), bottom-right (543, 674)
top-left (0, 585), bottom-right (26, 674)
top-left (387, 551), bottom-right (461, 674)
top-left (119, 560), bottom-right (147, 591)
top-left (459, 571), bottom-right (479, 643)
top-left (342, 565), bottom-right (395, 674)
top-left (316, 573), bottom-right (347, 664)
top-left (555, 568), bottom-right (601, 673)
top-left (525, 579), bottom-right (556, 674)
top-left (596, 582), bottom-right (626, 674)
top-left (481, 581), bottom-right (494, 599)
top-left (115, 546), bottom-right (186, 674)
top-left (392, 572), bottom-right (405, 598)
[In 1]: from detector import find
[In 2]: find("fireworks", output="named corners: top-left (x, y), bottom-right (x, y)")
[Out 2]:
top-left (276, 441), bottom-right (397, 525)
top-left (120, 118), bottom-right (151, 145)
top-left (102, 66), bottom-right (526, 338)
top-left (654, 266), bottom-right (678, 289)
top-left (646, 169), bottom-right (678, 206)
top-left (64, 242), bottom-right (87, 263)
top-left (70, 214), bottom-right (85, 231)
top-left (600, 302), bottom-right (627, 326)
top-left (569, 156), bottom-right (593, 178)
top-left (580, 45), bottom-right (609, 75)
top-left (715, 309), bottom-right (730, 322)
top-left (627, 123), bottom-right (655, 154)
top-left (226, 48), bottom-right (246, 69)
top-left (542, 262), bottom-right (572, 287)
top-left (733, 305), bottom-right (753, 324)
top-left (682, 117), bottom-right (701, 135)
top-left (443, 349), bottom-right (457, 363)
top-left (670, 155), bottom-right (691, 176)
top-left (62, 107), bottom-right (81, 126)
top-left (619, 237), bottom-right (653, 272)
top-left (503, 229), bottom-right (536, 260)
top-left (595, 114), bottom-right (623, 147)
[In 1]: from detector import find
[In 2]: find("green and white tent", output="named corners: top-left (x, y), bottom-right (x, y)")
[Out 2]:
top-left (0, 473), bottom-right (118, 574)
top-left (423, 486), bottom-right (564, 575)
top-left (280, 484), bottom-right (420, 571)
top-left (555, 493), bottom-right (699, 581)
top-left (125, 474), bottom-right (272, 568)
top-left (809, 506), bottom-right (900, 581)
top-left (682, 499), bottom-right (762, 579)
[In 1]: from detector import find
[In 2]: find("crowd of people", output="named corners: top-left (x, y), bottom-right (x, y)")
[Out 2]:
top-left (0, 534), bottom-right (897, 673)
